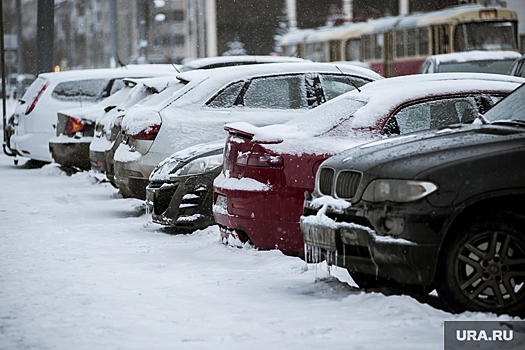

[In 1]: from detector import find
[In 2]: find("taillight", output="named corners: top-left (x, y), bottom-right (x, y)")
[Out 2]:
top-left (65, 117), bottom-right (84, 134)
top-left (25, 83), bottom-right (48, 115)
top-left (237, 153), bottom-right (283, 167)
top-left (127, 124), bottom-right (161, 140)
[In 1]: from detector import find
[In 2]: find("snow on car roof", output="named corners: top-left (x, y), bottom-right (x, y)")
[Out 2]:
top-left (225, 73), bottom-right (525, 156)
top-left (429, 50), bottom-right (522, 65)
top-left (37, 64), bottom-right (178, 83)
top-left (179, 55), bottom-right (307, 71)
top-left (175, 61), bottom-right (383, 85)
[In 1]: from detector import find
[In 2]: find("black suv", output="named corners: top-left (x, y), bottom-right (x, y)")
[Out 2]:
top-left (300, 83), bottom-right (525, 316)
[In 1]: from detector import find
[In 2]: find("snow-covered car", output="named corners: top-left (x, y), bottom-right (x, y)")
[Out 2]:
top-left (146, 141), bottom-right (225, 230)
top-left (49, 68), bottom-right (179, 170)
top-left (212, 73), bottom-right (525, 256)
top-left (88, 76), bottom-right (182, 175)
top-left (178, 55), bottom-right (308, 72)
top-left (300, 81), bottom-right (525, 316)
top-left (113, 62), bottom-right (383, 199)
top-left (417, 50), bottom-right (522, 75)
top-left (9, 65), bottom-right (175, 164)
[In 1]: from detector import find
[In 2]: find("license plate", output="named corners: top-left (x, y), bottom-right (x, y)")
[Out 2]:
top-left (301, 221), bottom-right (336, 251)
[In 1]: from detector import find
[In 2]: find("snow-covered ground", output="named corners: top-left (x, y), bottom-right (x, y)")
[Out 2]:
top-left (0, 148), bottom-right (519, 349)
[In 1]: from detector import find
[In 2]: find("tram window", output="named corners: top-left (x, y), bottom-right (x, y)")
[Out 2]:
top-left (463, 22), bottom-right (517, 51)
top-left (407, 29), bottom-right (416, 56)
top-left (375, 34), bottom-right (383, 59)
top-left (419, 28), bottom-right (429, 55)
top-left (396, 31), bottom-right (405, 57)
top-left (345, 39), bottom-right (360, 61)
top-left (364, 36), bottom-right (372, 60)
top-left (454, 26), bottom-right (467, 52)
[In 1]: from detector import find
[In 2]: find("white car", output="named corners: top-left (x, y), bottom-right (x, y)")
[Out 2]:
top-left (9, 65), bottom-right (177, 164)
top-left (113, 62), bottom-right (383, 199)
top-left (418, 50), bottom-right (522, 74)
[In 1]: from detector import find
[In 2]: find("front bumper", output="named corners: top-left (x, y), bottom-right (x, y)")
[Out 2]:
top-left (49, 138), bottom-right (92, 170)
top-left (301, 199), bottom-right (451, 285)
top-left (145, 168), bottom-right (221, 231)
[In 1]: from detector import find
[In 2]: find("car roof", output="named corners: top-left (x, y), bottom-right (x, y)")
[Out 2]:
top-left (36, 64), bottom-right (178, 83)
top-left (426, 50), bottom-right (522, 65)
top-left (175, 62), bottom-right (383, 85)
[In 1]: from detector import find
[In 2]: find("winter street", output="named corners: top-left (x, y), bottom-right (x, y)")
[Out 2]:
top-left (0, 149), bottom-right (517, 350)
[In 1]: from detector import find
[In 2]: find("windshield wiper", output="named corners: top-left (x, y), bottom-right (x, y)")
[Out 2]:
top-left (491, 119), bottom-right (525, 128)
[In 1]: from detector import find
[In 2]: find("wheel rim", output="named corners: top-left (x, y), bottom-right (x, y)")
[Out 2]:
top-left (454, 230), bottom-right (525, 310)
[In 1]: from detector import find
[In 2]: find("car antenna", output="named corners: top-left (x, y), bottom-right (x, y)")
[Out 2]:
top-left (335, 65), bottom-right (361, 92)
top-left (171, 63), bottom-right (180, 73)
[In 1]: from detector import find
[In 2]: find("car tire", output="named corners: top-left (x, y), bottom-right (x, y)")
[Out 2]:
top-left (435, 213), bottom-right (525, 316)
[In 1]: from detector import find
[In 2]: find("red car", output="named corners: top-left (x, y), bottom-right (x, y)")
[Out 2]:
top-left (212, 73), bottom-right (525, 256)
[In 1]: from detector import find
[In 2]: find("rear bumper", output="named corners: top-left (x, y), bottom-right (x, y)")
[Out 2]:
top-left (11, 132), bottom-right (53, 162)
top-left (212, 184), bottom-right (307, 255)
top-left (49, 138), bottom-right (91, 170)
top-left (89, 149), bottom-right (107, 173)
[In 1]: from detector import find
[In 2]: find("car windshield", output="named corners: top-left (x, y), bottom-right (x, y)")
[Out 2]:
top-left (437, 60), bottom-right (516, 74)
top-left (484, 83), bottom-right (525, 122)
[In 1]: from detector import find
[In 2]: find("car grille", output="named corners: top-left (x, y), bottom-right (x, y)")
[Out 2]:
top-left (153, 184), bottom-right (178, 215)
top-left (318, 168), bottom-right (334, 196)
top-left (335, 171), bottom-right (361, 199)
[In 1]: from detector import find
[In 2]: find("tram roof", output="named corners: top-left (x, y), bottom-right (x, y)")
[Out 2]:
top-left (279, 4), bottom-right (517, 44)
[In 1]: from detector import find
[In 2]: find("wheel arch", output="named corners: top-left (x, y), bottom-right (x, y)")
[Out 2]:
top-left (432, 190), bottom-right (525, 282)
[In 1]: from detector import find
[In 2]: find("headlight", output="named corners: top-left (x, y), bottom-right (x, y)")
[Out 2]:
top-left (362, 179), bottom-right (438, 203)
top-left (172, 154), bottom-right (223, 177)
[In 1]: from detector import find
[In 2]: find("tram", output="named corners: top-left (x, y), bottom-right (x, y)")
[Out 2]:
top-left (279, 4), bottom-right (519, 77)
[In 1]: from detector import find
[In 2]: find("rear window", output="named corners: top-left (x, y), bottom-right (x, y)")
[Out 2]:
top-left (21, 77), bottom-right (48, 103)
top-left (51, 79), bottom-right (109, 102)
top-left (437, 60), bottom-right (516, 74)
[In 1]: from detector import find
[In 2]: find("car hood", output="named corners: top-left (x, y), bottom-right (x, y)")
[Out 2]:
top-left (149, 140), bottom-right (225, 182)
top-left (325, 123), bottom-right (525, 180)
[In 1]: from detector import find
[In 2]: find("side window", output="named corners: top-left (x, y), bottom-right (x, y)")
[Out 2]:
top-left (319, 74), bottom-right (369, 101)
top-left (418, 60), bottom-right (430, 74)
top-left (385, 97), bottom-right (482, 135)
top-left (52, 79), bottom-right (108, 102)
top-left (241, 75), bottom-right (307, 109)
top-left (206, 81), bottom-right (244, 108)
top-left (517, 61), bottom-right (525, 78)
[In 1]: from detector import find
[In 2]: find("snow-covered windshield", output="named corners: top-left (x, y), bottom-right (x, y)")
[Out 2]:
top-left (484, 83), bottom-right (525, 122)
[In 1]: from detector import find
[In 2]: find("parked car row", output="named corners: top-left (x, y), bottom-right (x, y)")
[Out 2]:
top-left (4, 53), bottom-right (525, 317)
